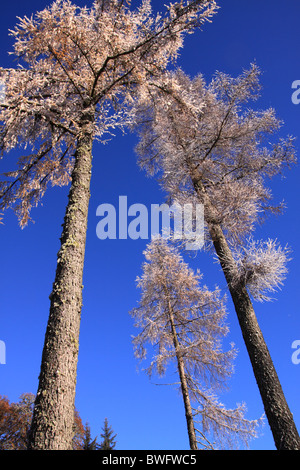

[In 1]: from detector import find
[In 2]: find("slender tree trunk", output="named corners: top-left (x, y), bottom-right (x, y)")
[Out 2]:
top-left (192, 175), bottom-right (300, 450)
top-left (167, 297), bottom-right (198, 450)
top-left (28, 110), bottom-right (94, 450)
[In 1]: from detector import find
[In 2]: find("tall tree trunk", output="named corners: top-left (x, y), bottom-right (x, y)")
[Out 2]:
top-left (28, 111), bottom-right (94, 450)
top-left (192, 175), bottom-right (300, 450)
top-left (167, 297), bottom-right (198, 450)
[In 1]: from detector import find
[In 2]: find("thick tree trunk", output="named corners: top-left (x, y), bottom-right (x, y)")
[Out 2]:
top-left (167, 299), bottom-right (198, 450)
top-left (28, 112), bottom-right (94, 450)
top-left (192, 175), bottom-right (300, 450)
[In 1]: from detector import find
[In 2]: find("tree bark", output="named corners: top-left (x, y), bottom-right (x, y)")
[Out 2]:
top-left (192, 175), bottom-right (300, 450)
top-left (167, 297), bottom-right (198, 450)
top-left (28, 111), bottom-right (94, 450)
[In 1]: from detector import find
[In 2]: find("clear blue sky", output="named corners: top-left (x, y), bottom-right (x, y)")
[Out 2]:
top-left (0, 0), bottom-right (299, 450)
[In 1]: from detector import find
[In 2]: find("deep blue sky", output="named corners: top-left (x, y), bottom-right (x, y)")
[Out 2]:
top-left (0, 0), bottom-right (299, 450)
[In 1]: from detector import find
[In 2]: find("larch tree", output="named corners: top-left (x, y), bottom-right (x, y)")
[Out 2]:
top-left (131, 237), bottom-right (261, 450)
top-left (133, 66), bottom-right (300, 450)
top-left (0, 0), bottom-right (218, 449)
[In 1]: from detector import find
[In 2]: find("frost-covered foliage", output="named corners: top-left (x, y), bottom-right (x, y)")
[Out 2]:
top-left (131, 237), bottom-right (231, 379)
top-left (0, 0), bottom-right (218, 226)
top-left (131, 237), bottom-right (261, 449)
top-left (232, 238), bottom-right (291, 302)
top-left (134, 65), bottom-right (296, 244)
top-left (133, 63), bottom-right (299, 449)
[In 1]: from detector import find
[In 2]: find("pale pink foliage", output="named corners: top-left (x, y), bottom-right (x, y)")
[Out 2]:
top-left (134, 65), bottom-right (296, 243)
top-left (134, 66), bottom-right (296, 303)
top-left (232, 238), bottom-right (291, 302)
top-left (131, 237), bottom-right (261, 449)
top-left (0, 0), bottom-right (218, 226)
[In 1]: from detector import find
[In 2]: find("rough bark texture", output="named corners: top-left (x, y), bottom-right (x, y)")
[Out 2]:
top-left (28, 113), bottom-right (94, 450)
top-left (166, 294), bottom-right (198, 450)
top-left (193, 176), bottom-right (300, 450)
